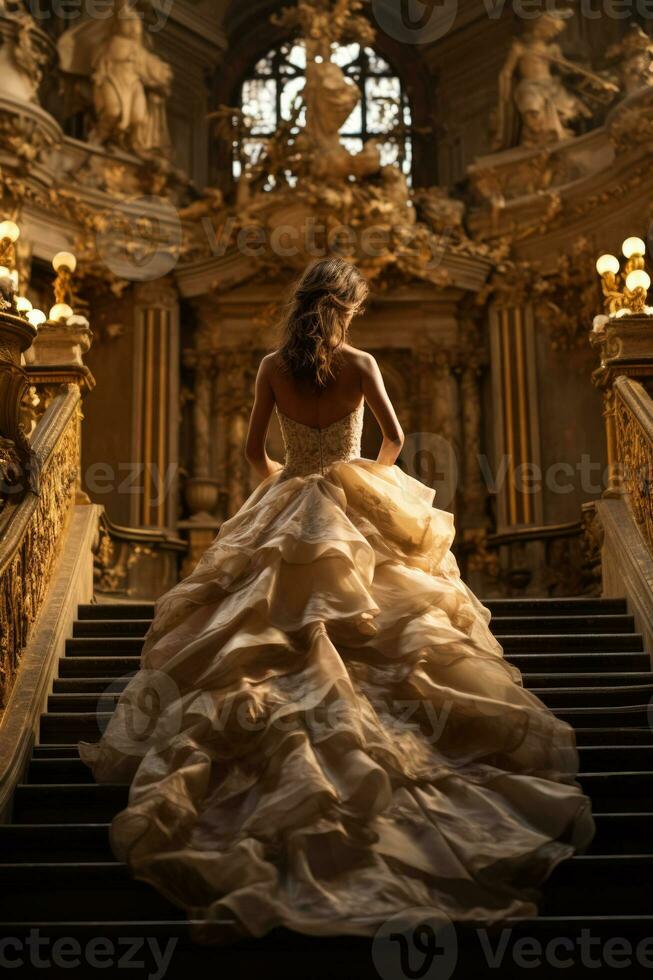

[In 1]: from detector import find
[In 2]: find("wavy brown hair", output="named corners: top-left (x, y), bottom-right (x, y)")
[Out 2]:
top-left (278, 258), bottom-right (369, 388)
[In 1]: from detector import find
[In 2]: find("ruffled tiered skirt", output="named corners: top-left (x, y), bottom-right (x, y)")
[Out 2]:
top-left (80, 460), bottom-right (594, 942)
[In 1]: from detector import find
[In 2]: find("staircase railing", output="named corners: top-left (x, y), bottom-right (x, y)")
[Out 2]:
top-left (612, 375), bottom-right (653, 552)
top-left (0, 383), bottom-right (82, 706)
top-left (0, 305), bottom-right (96, 710)
top-left (94, 509), bottom-right (187, 600)
top-left (591, 314), bottom-right (653, 659)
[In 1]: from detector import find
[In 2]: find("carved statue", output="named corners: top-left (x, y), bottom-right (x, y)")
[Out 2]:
top-left (493, 12), bottom-right (618, 151)
top-left (301, 57), bottom-right (380, 179)
top-left (270, 0), bottom-right (381, 180)
top-left (273, 0), bottom-right (375, 61)
top-left (607, 23), bottom-right (653, 96)
top-left (57, 0), bottom-right (172, 156)
top-left (0, 0), bottom-right (52, 102)
top-left (199, 0), bottom-right (484, 285)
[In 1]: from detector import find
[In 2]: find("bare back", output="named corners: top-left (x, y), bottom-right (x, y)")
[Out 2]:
top-left (269, 346), bottom-right (365, 428)
top-left (245, 344), bottom-right (404, 478)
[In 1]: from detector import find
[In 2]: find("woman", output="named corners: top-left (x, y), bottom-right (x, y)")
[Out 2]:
top-left (81, 258), bottom-right (594, 943)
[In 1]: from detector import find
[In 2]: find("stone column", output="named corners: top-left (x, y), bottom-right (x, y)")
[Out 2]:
top-left (131, 280), bottom-right (180, 530)
top-left (216, 349), bottom-right (259, 516)
top-left (459, 354), bottom-right (487, 529)
top-left (489, 302), bottom-right (543, 530)
top-left (408, 341), bottom-right (459, 515)
top-left (178, 348), bottom-right (221, 577)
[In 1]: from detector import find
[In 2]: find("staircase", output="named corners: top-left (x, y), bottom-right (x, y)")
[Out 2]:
top-left (1, 596), bottom-right (652, 977)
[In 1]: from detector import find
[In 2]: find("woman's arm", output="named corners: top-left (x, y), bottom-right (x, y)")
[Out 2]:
top-left (360, 353), bottom-right (405, 466)
top-left (245, 356), bottom-right (282, 479)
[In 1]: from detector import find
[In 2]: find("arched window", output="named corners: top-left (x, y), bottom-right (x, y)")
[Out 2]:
top-left (237, 41), bottom-right (413, 180)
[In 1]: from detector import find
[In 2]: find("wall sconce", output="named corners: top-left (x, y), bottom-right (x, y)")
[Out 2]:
top-left (49, 250), bottom-right (77, 323)
top-left (596, 237), bottom-right (651, 317)
top-left (0, 220), bottom-right (47, 327)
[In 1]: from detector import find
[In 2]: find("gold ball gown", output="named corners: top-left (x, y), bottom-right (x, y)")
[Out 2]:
top-left (80, 403), bottom-right (594, 942)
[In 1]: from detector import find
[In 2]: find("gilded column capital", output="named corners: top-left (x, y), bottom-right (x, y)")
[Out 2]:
top-left (133, 279), bottom-right (179, 310)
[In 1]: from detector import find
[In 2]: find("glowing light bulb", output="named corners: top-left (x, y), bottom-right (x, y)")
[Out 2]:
top-left (52, 251), bottom-right (77, 273)
top-left (596, 254), bottom-right (620, 276)
top-left (49, 302), bottom-right (73, 322)
top-left (626, 270), bottom-right (651, 292)
top-left (0, 220), bottom-right (20, 243)
top-left (15, 296), bottom-right (32, 314)
top-left (622, 237), bottom-right (646, 259)
top-left (27, 308), bottom-right (46, 328)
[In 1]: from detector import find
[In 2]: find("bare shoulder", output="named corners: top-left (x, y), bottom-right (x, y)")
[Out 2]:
top-left (258, 351), bottom-right (281, 378)
top-left (342, 345), bottom-right (378, 374)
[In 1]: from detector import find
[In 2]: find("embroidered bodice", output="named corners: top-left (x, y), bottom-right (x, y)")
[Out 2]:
top-left (277, 403), bottom-right (364, 478)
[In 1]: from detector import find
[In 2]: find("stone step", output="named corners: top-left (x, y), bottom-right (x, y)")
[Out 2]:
top-left (533, 684), bottom-right (653, 709)
top-left (75, 598), bottom-right (628, 624)
top-left (55, 654), bottom-right (653, 687)
top-left (497, 633), bottom-right (643, 652)
top-left (77, 603), bottom-right (155, 621)
top-left (14, 770), bottom-right (653, 825)
top-left (38, 702), bottom-right (653, 744)
top-left (521, 671), bottom-right (653, 689)
top-left (0, 824), bottom-right (112, 861)
top-left (576, 772), bottom-right (653, 811)
top-left (509, 652), bottom-right (650, 672)
top-left (62, 632), bottom-right (646, 658)
top-left (577, 746), bottom-right (653, 772)
top-left (71, 614), bottom-right (639, 639)
top-left (2, 812), bottom-right (651, 866)
top-left (572, 727), bottom-right (653, 747)
top-left (65, 638), bottom-right (145, 656)
top-left (45, 682), bottom-right (653, 716)
top-left (50, 669), bottom-right (653, 696)
top-left (483, 597), bottom-right (628, 616)
top-left (58, 656), bottom-right (139, 678)
top-left (12, 784), bottom-right (129, 823)
top-left (72, 620), bottom-right (151, 638)
top-left (0, 863), bottom-right (183, 921)
top-left (491, 615), bottom-right (636, 634)
top-left (26, 747), bottom-right (653, 785)
top-left (1, 856), bottom-right (650, 921)
top-left (540, 855), bottom-right (653, 914)
top-left (32, 745), bottom-right (82, 758)
top-left (589, 813), bottom-right (653, 854)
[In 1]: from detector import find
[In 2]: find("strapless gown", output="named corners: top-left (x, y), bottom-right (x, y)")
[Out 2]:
top-left (80, 403), bottom-right (594, 943)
